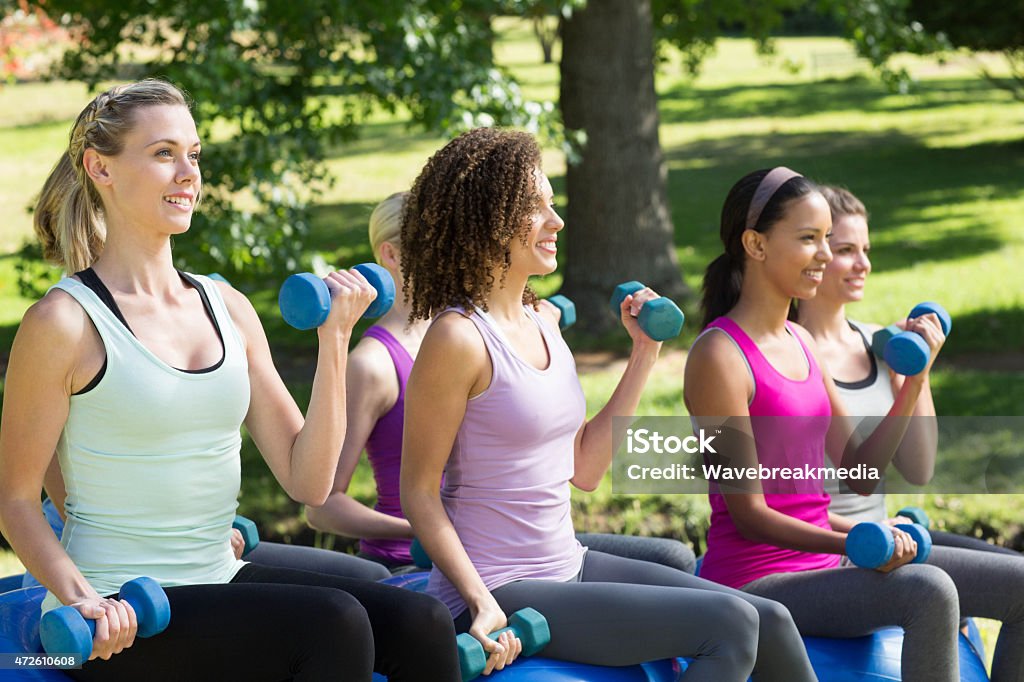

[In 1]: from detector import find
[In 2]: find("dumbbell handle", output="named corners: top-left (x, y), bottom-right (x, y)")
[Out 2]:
top-left (40, 577), bottom-right (170, 663)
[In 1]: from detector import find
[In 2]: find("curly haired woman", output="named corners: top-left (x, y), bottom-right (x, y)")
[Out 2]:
top-left (399, 127), bottom-right (817, 681)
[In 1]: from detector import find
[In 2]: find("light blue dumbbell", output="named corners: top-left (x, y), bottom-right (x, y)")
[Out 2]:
top-left (279, 263), bottom-right (395, 330)
top-left (39, 577), bottom-right (170, 666)
top-left (232, 515), bottom-right (260, 556)
top-left (609, 281), bottom-right (684, 341)
top-left (882, 302), bottom-right (952, 376)
top-left (547, 294), bottom-right (576, 331)
top-left (457, 607), bottom-right (551, 681)
top-left (846, 522), bottom-right (932, 569)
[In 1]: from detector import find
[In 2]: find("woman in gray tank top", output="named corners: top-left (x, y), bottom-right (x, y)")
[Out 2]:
top-left (400, 128), bottom-right (817, 681)
top-left (798, 184), bottom-right (1024, 681)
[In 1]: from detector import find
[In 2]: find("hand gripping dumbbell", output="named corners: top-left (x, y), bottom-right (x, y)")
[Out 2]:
top-left (546, 294), bottom-right (576, 331)
top-left (457, 607), bottom-right (551, 681)
top-left (609, 281), bottom-right (685, 341)
top-left (896, 506), bottom-right (930, 529)
top-left (871, 302), bottom-right (952, 376)
top-left (232, 515), bottom-right (260, 556)
top-left (846, 522), bottom-right (933, 569)
top-left (278, 263), bottom-right (396, 330)
top-left (39, 577), bottom-right (171, 665)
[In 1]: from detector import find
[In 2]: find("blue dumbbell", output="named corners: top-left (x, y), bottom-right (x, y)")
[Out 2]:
top-left (609, 281), bottom-right (684, 341)
top-left (547, 294), bottom-right (576, 331)
top-left (896, 506), bottom-right (930, 529)
top-left (232, 515), bottom-right (260, 556)
top-left (879, 302), bottom-right (952, 376)
top-left (457, 607), bottom-right (551, 681)
top-left (846, 522), bottom-right (932, 569)
top-left (208, 273), bottom-right (230, 284)
top-left (39, 577), bottom-right (171, 665)
top-left (279, 263), bottom-right (396, 330)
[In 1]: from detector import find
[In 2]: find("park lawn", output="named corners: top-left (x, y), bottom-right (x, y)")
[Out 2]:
top-left (0, 23), bottom-right (1022, 664)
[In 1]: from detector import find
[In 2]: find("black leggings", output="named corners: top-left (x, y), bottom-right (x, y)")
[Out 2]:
top-left (68, 564), bottom-right (459, 682)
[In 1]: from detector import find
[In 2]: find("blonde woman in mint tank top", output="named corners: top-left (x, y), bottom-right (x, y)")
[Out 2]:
top-left (798, 184), bottom-right (1024, 682)
top-left (684, 168), bottom-right (970, 682)
top-left (400, 128), bottom-right (818, 681)
top-left (0, 80), bottom-right (460, 681)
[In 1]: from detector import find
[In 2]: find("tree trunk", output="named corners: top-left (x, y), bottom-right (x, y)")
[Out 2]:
top-left (559, 0), bottom-right (686, 336)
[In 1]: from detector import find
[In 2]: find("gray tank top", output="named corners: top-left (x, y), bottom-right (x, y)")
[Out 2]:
top-left (825, 320), bottom-right (896, 523)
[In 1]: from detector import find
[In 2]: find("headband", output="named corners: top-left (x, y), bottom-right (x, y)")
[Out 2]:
top-left (745, 166), bottom-right (802, 230)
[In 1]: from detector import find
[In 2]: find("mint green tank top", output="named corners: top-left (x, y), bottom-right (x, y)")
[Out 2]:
top-left (42, 275), bottom-right (250, 612)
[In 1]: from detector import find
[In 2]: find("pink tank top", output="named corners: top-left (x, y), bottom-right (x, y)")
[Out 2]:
top-left (359, 326), bottom-right (414, 564)
top-left (698, 317), bottom-right (841, 589)
top-left (425, 306), bottom-right (587, 617)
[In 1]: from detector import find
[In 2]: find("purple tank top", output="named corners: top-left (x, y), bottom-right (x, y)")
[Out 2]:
top-left (358, 326), bottom-right (415, 564)
top-left (426, 306), bottom-right (587, 617)
top-left (698, 317), bottom-right (841, 589)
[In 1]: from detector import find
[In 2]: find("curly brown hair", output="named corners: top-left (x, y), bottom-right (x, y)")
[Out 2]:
top-left (401, 127), bottom-right (544, 321)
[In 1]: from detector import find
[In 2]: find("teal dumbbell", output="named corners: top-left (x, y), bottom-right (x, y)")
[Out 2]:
top-left (846, 522), bottom-right (932, 569)
top-left (875, 302), bottom-right (952, 376)
top-left (457, 607), bottom-right (551, 681)
top-left (39, 577), bottom-right (171, 666)
top-left (409, 538), bottom-right (432, 569)
top-left (609, 281), bottom-right (684, 341)
top-left (870, 324), bottom-right (902, 360)
top-left (897, 507), bottom-right (930, 529)
top-left (278, 263), bottom-right (395, 330)
top-left (232, 515), bottom-right (260, 556)
top-left (546, 294), bottom-right (576, 331)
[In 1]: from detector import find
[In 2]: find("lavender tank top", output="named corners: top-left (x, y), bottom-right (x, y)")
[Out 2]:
top-left (359, 326), bottom-right (415, 564)
top-left (699, 317), bottom-right (841, 589)
top-left (426, 306), bottom-right (587, 617)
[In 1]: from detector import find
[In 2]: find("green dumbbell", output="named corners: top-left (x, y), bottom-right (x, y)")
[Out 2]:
top-left (609, 281), bottom-right (684, 341)
top-left (409, 537), bottom-right (432, 569)
top-left (897, 507), bottom-right (930, 529)
top-left (232, 515), bottom-right (259, 556)
top-left (547, 294), bottom-right (576, 331)
top-left (870, 325), bottom-right (902, 359)
top-left (456, 607), bottom-right (551, 681)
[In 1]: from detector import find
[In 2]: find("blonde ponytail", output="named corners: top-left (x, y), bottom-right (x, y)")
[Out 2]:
top-left (33, 79), bottom-right (189, 272)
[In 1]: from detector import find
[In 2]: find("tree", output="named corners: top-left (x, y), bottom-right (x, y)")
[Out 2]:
top-left (19, 0), bottom-right (560, 286)
top-left (559, 0), bottom-right (682, 323)
top-left (556, 0), bottom-right (807, 332)
top-left (904, 0), bottom-right (1024, 101)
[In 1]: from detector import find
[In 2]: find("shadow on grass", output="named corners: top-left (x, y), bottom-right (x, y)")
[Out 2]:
top-left (659, 76), bottom-right (1014, 125)
top-left (664, 134), bottom-right (1024, 272)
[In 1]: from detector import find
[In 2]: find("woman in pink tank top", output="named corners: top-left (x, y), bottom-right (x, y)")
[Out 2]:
top-left (684, 168), bottom-right (961, 682)
top-left (400, 130), bottom-right (820, 681)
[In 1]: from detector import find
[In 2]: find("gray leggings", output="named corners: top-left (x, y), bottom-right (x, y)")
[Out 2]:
top-left (743, 545), bottom-right (1024, 682)
top-left (576, 533), bottom-right (697, 574)
top-left (455, 550), bottom-right (816, 682)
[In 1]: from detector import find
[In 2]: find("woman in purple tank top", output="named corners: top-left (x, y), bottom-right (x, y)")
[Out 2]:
top-left (684, 169), bottom-right (964, 682)
top-left (304, 192), bottom-right (427, 569)
top-left (305, 194), bottom-right (698, 575)
top-left (400, 129), bottom-right (819, 681)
